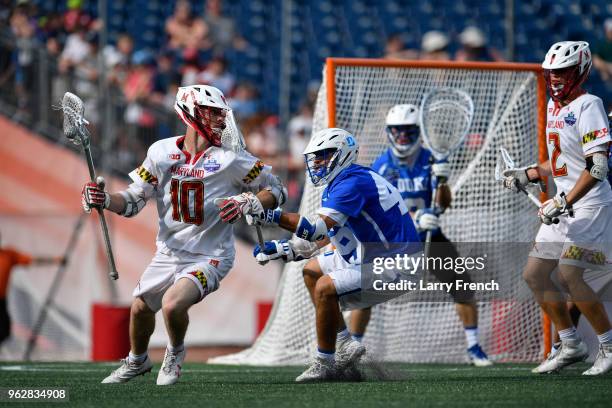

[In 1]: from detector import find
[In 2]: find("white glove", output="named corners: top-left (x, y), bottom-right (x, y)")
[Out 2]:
top-left (414, 209), bottom-right (440, 232)
top-left (81, 177), bottom-right (109, 213)
top-left (539, 193), bottom-right (570, 225)
top-left (215, 192), bottom-right (264, 224)
top-left (432, 161), bottom-right (451, 180)
top-left (502, 164), bottom-right (538, 193)
top-left (246, 208), bottom-right (282, 227)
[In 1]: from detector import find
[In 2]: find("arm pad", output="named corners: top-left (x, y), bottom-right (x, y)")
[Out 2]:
top-left (586, 152), bottom-right (608, 182)
top-left (296, 215), bottom-right (328, 242)
top-left (261, 173), bottom-right (287, 207)
top-left (118, 186), bottom-right (147, 217)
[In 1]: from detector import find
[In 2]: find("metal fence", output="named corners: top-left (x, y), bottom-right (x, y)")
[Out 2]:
top-left (0, 33), bottom-right (183, 177)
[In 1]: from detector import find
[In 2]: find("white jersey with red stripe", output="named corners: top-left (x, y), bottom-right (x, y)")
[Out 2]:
top-left (128, 135), bottom-right (271, 259)
top-left (545, 93), bottom-right (612, 209)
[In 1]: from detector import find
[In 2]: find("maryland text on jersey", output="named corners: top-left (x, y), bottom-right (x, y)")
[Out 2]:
top-left (242, 160), bottom-right (265, 184)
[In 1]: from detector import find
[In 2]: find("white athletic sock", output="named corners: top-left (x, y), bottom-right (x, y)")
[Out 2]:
top-left (128, 351), bottom-right (148, 364)
top-left (464, 326), bottom-right (479, 349)
top-left (337, 329), bottom-right (350, 342)
top-left (351, 334), bottom-right (364, 343)
top-left (316, 348), bottom-right (335, 362)
top-left (167, 343), bottom-right (185, 353)
top-left (558, 327), bottom-right (580, 344)
top-left (597, 329), bottom-right (612, 345)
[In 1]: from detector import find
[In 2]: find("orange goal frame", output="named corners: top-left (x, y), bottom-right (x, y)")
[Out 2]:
top-left (324, 58), bottom-right (552, 357)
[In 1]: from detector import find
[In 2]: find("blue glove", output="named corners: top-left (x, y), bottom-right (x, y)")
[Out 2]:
top-left (246, 208), bottom-right (282, 226)
top-left (253, 239), bottom-right (295, 265)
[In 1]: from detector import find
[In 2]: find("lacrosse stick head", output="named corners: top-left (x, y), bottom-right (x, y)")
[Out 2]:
top-left (61, 92), bottom-right (90, 147)
top-left (419, 87), bottom-right (474, 161)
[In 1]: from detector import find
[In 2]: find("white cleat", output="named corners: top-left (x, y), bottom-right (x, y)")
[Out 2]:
top-left (533, 340), bottom-right (588, 374)
top-left (101, 356), bottom-right (153, 384)
top-left (532, 351), bottom-right (558, 374)
top-left (156, 348), bottom-right (186, 385)
top-left (295, 357), bottom-right (339, 383)
top-left (582, 343), bottom-right (612, 376)
top-left (336, 338), bottom-right (366, 370)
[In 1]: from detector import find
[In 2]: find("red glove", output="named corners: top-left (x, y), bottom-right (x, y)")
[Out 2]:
top-left (82, 178), bottom-right (109, 213)
top-left (215, 192), bottom-right (263, 224)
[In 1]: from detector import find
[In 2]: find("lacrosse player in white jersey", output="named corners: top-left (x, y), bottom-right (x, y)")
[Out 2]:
top-left (82, 85), bottom-right (286, 385)
top-left (502, 41), bottom-right (612, 375)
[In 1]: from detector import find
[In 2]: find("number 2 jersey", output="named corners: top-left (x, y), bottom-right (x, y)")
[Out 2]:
top-left (127, 135), bottom-right (273, 258)
top-left (318, 164), bottom-right (421, 264)
top-left (546, 94), bottom-right (612, 209)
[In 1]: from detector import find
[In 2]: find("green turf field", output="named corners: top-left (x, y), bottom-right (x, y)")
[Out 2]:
top-left (0, 362), bottom-right (610, 407)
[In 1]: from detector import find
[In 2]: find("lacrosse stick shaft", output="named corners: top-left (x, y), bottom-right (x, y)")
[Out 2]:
top-left (255, 225), bottom-right (265, 248)
top-left (83, 145), bottom-right (119, 281)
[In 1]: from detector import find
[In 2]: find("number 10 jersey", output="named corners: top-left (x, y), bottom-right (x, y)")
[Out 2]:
top-left (128, 136), bottom-right (271, 258)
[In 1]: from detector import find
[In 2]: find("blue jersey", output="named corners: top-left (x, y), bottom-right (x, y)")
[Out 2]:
top-left (320, 164), bottom-right (421, 263)
top-left (371, 148), bottom-right (434, 211)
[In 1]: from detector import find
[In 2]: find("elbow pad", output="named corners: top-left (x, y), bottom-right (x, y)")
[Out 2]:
top-left (296, 216), bottom-right (328, 242)
top-left (118, 188), bottom-right (147, 217)
top-left (289, 237), bottom-right (321, 260)
top-left (585, 153), bottom-right (608, 182)
top-left (263, 174), bottom-right (288, 206)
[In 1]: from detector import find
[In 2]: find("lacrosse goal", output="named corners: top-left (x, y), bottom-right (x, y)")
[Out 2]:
top-left (211, 58), bottom-right (549, 365)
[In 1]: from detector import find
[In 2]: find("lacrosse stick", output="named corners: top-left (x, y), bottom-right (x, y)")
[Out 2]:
top-left (495, 147), bottom-right (559, 224)
top-left (419, 87), bottom-right (474, 261)
top-left (61, 92), bottom-right (119, 280)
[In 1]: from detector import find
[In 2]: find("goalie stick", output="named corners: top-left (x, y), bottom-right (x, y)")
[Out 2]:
top-left (419, 87), bottom-right (474, 267)
top-left (495, 147), bottom-right (560, 224)
top-left (61, 92), bottom-right (119, 280)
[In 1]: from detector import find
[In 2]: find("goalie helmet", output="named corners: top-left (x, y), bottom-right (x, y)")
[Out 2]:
top-left (303, 128), bottom-right (359, 186)
top-left (385, 104), bottom-right (421, 158)
top-left (541, 41), bottom-right (591, 103)
top-left (174, 85), bottom-right (231, 147)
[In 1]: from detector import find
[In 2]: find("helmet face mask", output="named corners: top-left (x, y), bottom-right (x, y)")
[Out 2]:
top-left (386, 124), bottom-right (421, 158)
top-left (174, 85), bottom-right (230, 147)
top-left (305, 148), bottom-right (339, 186)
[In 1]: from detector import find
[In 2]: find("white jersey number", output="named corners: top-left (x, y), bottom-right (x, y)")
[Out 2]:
top-left (370, 171), bottom-right (408, 215)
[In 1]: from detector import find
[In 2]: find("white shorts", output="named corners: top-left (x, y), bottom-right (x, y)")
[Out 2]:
top-left (530, 205), bottom-right (612, 271)
top-left (133, 247), bottom-right (233, 312)
top-left (316, 249), bottom-right (421, 311)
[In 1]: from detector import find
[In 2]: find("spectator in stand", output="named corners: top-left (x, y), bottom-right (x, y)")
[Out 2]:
top-left (73, 32), bottom-right (100, 125)
top-left (384, 33), bottom-right (418, 60)
top-left (165, 0), bottom-right (210, 53)
top-left (229, 82), bottom-right (260, 121)
top-left (104, 33), bottom-right (134, 87)
top-left (285, 103), bottom-right (313, 211)
top-left (419, 30), bottom-right (451, 61)
top-left (202, 0), bottom-right (247, 53)
top-left (455, 26), bottom-right (504, 62)
top-left (123, 50), bottom-right (156, 155)
top-left (196, 56), bottom-right (235, 95)
top-left (0, 231), bottom-right (65, 346)
top-left (9, 2), bottom-right (38, 121)
top-left (593, 19), bottom-right (612, 82)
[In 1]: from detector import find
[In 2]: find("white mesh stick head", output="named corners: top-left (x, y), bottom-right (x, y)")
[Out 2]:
top-left (419, 87), bottom-right (474, 161)
top-left (61, 92), bottom-right (90, 146)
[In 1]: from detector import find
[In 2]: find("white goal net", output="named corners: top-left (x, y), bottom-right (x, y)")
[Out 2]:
top-left (211, 59), bottom-right (547, 365)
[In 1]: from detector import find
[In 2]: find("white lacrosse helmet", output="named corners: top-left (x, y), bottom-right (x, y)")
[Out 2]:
top-left (385, 104), bottom-right (421, 158)
top-left (174, 85), bottom-right (231, 146)
top-left (303, 128), bottom-right (359, 186)
top-left (541, 41), bottom-right (592, 102)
